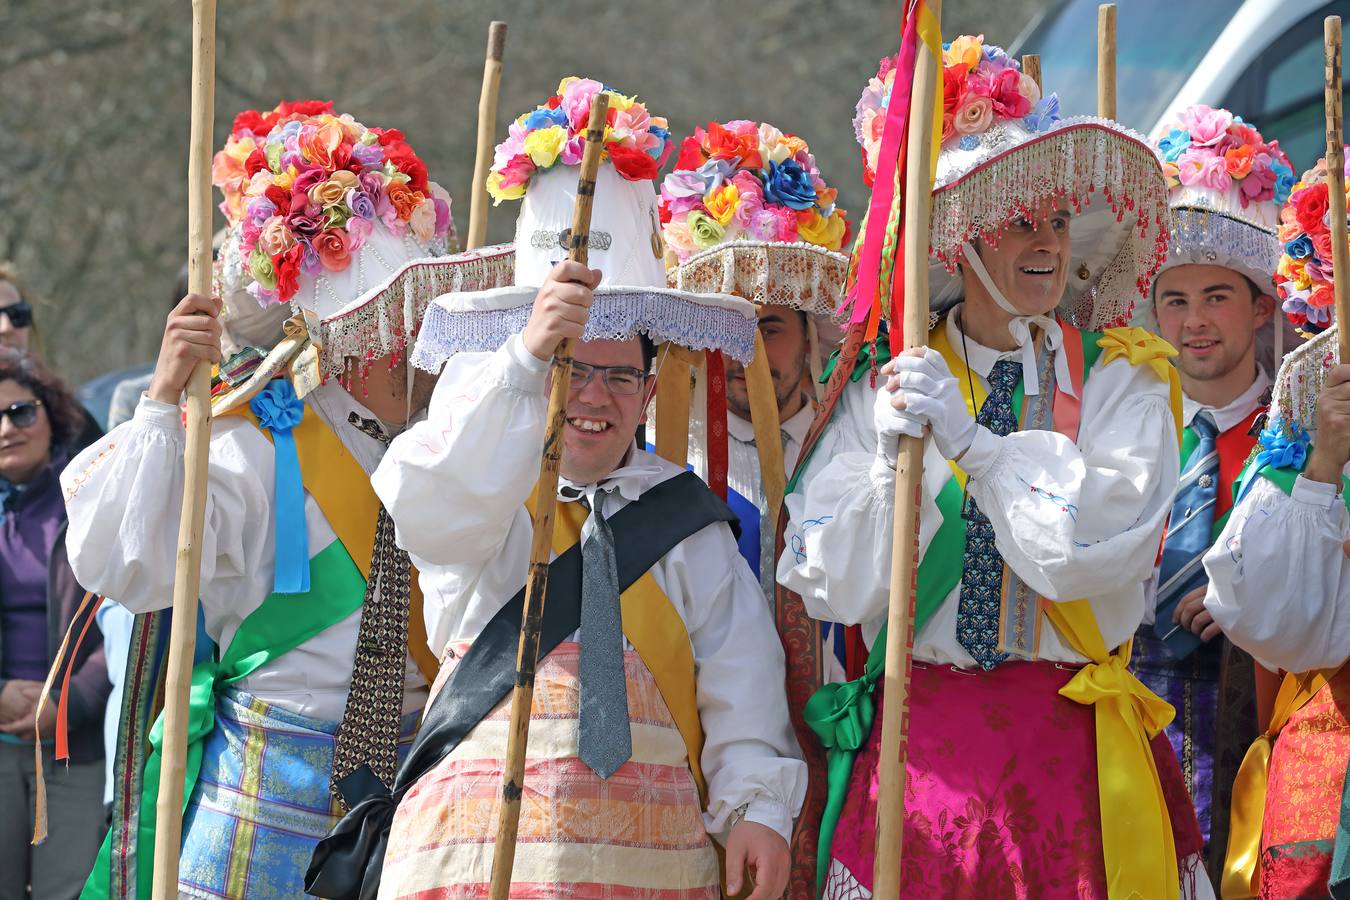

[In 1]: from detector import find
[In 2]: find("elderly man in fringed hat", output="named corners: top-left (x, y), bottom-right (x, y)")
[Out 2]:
top-left (62, 100), bottom-right (512, 899)
top-left (363, 78), bottom-right (806, 900)
top-left (778, 39), bottom-right (1211, 899)
top-left (1203, 156), bottom-right (1350, 899)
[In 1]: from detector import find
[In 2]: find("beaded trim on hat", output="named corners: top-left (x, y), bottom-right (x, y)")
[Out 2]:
top-left (1269, 324), bottom-right (1338, 441)
top-left (930, 116), bottom-right (1171, 330)
top-left (670, 240), bottom-right (848, 318)
top-left (411, 289), bottom-right (757, 371)
top-left (318, 244), bottom-right (515, 381)
top-left (1166, 207), bottom-right (1281, 286)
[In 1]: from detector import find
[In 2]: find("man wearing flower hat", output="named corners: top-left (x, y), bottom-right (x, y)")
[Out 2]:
top-left (660, 119), bottom-right (853, 672)
top-left (778, 41), bottom-right (1207, 898)
top-left (62, 100), bottom-right (511, 899)
top-left (362, 79), bottom-right (806, 900)
top-left (1203, 159), bottom-right (1350, 899)
top-left (1132, 106), bottom-right (1295, 882)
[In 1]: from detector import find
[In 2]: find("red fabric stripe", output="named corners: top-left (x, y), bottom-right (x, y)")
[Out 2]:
top-left (1215, 407), bottom-right (1263, 519)
top-left (705, 351), bottom-right (728, 501)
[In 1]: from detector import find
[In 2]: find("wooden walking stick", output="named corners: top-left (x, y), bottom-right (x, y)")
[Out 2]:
top-left (1098, 4), bottom-right (1117, 119)
top-left (1325, 16), bottom-right (1350, 363)
top-left (745, 329), bottom-right (787, 523)
top-left (872, 5), bottom-right (942, 897)
top-left (152, 1), bottom-right (216, 897)
top-left (467, 21), bottom-right (507, 251)
top-left (1021, 53), bottom-right (1042, 92)
top-left (488, 92), bottom-right (610, 900)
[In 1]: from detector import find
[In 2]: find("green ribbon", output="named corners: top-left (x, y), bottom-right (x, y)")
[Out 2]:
top-left (802, 476), bottom-right (964, 892)
top-left (82, 540), bottom-right (367, 900)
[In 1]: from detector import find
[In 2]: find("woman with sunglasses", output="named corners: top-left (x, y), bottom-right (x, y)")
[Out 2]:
top-left (0, 263), bottom-right (38, 354)
top-left (0, 348), bottom-right (109, 898)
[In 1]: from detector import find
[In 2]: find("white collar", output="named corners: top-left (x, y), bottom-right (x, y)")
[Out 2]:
top-left (305, 381), bottom-right (391, 475)
top-left (725, 400), bottom-right (815, 447)
top-left (1182, 368), bottom-right (1270, 435)
top-left (944, 305), bottom-right (1018, 379)
top-left (558, 442), bottom-right (665, 506)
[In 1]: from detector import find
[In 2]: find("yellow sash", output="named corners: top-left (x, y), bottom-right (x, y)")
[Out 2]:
top-left (529, 487), bottom-right (709, 804)
top-left (220, 403), bottom-right (440, 684)
top-left (932, 323), bottom-right (1183, 900)
top-left (1221, 665), bottom-right (1343, 898)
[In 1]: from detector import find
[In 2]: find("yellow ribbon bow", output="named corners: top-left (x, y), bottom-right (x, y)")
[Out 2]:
top-left (1097, 327), bottom-right (1185, 442)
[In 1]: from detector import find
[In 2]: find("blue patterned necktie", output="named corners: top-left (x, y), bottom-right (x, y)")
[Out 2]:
top-left (577, 488), bottom-right (632, 779)
top-left (956, 358), bottom-right (1021, 670)
top-left (1153, 410), bottom-right (1220, 658)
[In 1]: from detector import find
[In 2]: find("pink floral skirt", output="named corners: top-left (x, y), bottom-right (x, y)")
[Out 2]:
top-left (824, 660), bottom-right (1200, 900)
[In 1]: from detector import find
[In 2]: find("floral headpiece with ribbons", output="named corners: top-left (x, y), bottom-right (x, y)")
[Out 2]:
top-left (1275, 157), bottom-right (1350, 336)
top-left (486, 77), bottom-right (673, 203)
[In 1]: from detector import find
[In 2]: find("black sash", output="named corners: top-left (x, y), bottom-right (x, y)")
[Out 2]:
top-left (305, 471), bottom-right (737, 900)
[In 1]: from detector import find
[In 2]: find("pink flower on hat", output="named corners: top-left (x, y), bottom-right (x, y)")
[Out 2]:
top-left (1179, 106), bottom-right (1235, 148)
top-left (1176, 149), bottom-right (1232, 192)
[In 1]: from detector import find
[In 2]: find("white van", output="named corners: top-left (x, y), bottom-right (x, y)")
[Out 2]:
top-left (1011, 0), bottom-right (1349, 168)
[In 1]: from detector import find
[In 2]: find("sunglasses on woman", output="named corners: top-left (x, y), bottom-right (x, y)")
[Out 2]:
top-left (0, 303), bottom-right (33, 329)
top-left (0, 399), bottom-right (43, 428)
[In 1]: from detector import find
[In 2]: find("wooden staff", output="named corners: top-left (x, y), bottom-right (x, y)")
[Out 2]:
top-left (1021, 53), bottom-right (1042, 92)
top-left (488, 92), bottom-right (610, 900)
top-left (152, 1), bottom-right (216, 897)
top-left (1098, 4), bottom-right (1117, 119)
top-left (467, 21), bottom-right (507, 250)
top-left (1326, 16), bottom-right (1350, 363)
top-left (872, 3), bottom-right (942, 896)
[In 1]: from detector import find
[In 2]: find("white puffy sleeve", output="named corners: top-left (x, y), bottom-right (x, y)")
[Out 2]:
top-left (776, 376), bottom-right (946, 627)
top-left (667, 521), bottom-right (806, 844)
top-left (374, 334), bottom-right (548, 566)
top-left (1203, 474), bottom-right (1350, 673)
top-left (959, 353), bottom-right (1180, 602)
top-left (61, 396), bottom-right (271, 614)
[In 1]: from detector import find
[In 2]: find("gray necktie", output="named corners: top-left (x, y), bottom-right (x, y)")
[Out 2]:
top-left (577, 488), bottom-right (632, 778)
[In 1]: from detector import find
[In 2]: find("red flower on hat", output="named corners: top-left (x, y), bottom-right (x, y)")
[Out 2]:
top-left (244, 148), bottom-right (269, 178)
top-left (264, 185), bottom-right (292, 217)
top-left (275, 99), bottom-right (334, 119)
top-left (274, 244), bottom-right (304, 302)
top-left (607, 143), bottom-right (660, 182)
top-left (676, 132), bottom-right (707, 171)
top-left (383, 141), bottom-right (430, 194)
top-left (705, 122), bottom-right (762, 169)
top-left (1294, 183), bottom-right (1330, 233)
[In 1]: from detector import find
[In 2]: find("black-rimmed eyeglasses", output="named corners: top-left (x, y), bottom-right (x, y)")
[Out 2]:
top-left (0, 400), bottom-right (43, 428)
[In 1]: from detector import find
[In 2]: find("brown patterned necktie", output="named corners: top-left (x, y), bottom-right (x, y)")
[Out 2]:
top-left (329, 502), bottom-right (413, 807)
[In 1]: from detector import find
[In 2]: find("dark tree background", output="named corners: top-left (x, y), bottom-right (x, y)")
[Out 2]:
top-left (1, 0), bottom-right (1042, 382)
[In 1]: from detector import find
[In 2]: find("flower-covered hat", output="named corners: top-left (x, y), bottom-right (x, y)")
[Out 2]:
top-left (1151, 106), bottom-right (1293, 289)
top-left (212, 100), bottom-right (514, 380)
top-left (661, 121), bottom-right (851, 316)
top-left (1274, 157), bottom-right (1350, 337)
top-left (413, 80), bottom-right (757, 371)
top-left (857, 36), bottom-right (1172, 329)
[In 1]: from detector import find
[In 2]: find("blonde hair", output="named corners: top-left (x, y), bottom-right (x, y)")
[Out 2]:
top-left (0, 260), bottom-right (44, 357)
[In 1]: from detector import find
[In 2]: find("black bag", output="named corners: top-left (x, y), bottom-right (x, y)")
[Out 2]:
top-left (305, 472), bottom-right (736, 899)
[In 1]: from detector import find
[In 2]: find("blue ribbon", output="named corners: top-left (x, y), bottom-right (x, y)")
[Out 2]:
top-left (1234, 417), bottom-right (1311, 506)
top-left (251, 379), bottom-right (309, 593)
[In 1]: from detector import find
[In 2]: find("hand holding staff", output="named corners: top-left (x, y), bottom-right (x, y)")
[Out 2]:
top-left (872, 3), bottom-right (942, 896)
top-left (488, 92), bottom-right (611, 900)
top-left (467, 21), bottom-right (507, 251)
top-left (1325, 16), bottom-right (1350, 362)
top-left (153, 1), bottom-right (217, 897)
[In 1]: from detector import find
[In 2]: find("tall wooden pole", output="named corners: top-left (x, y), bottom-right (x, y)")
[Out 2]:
top-left (152, 1), bottom-right (216, 897)
top-left (871, 2), bottom-right (942, 896)
top-left (1021, 53), bottom-right (1042, 92)
top-left (488, 93), bottom-right (610, 900)
top-left (467, 21), bottom-right (507, 250)
top-left (1326, 17), bottom-right (1350, 362)
top-left (745, 328), bottom-right (787, 524)
top-left (1097, 4), bottom-right (1117, 119)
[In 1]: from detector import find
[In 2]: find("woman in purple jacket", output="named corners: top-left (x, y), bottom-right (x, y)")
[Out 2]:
top-left (0, 349), bottom-right (109, 899)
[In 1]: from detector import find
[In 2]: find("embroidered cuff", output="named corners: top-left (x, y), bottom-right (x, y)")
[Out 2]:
top-left (958, 425), bottom-right (1003, 479)
top-left (501, 333), bottom-right (551, 394)
top-left (133, 394), bottom-right (186, 435)
top-left (743, 798), bottom-right (794, 844)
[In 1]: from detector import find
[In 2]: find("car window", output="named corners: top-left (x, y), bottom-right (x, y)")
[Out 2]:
top-left (1015, 0), bottom-right (1243, 130)
top-left (1221, 0), bottom-right (1350, 170)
